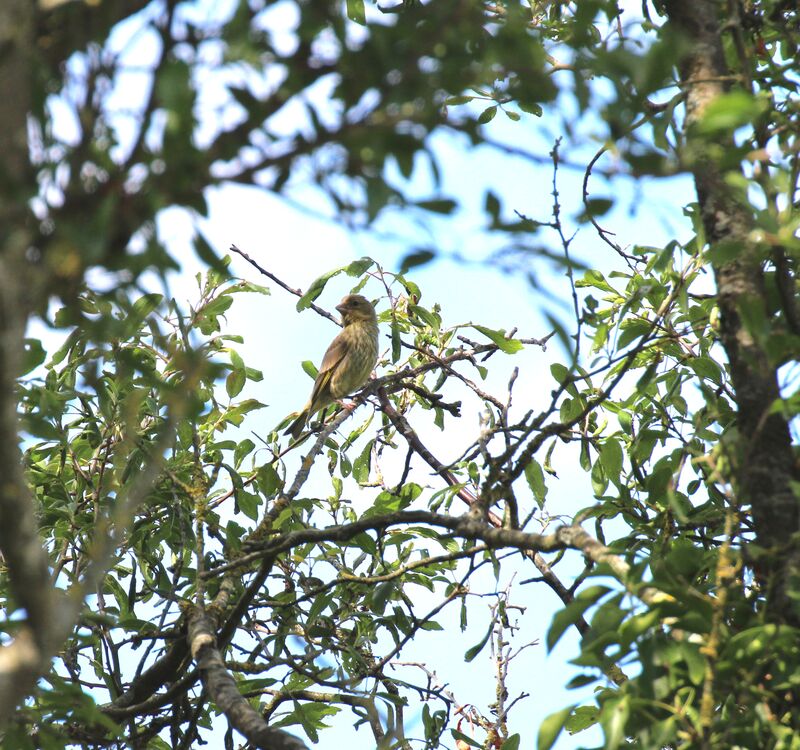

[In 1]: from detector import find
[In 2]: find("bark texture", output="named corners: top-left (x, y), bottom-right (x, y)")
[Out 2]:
top-left (0, 0), bottom-right (155, 722)
top-left (0, 0), bottom-right (58, 721)
top-left (188, 608), bottom-right (309, 750)
top-left (664, 0), bottom-right (800, 622)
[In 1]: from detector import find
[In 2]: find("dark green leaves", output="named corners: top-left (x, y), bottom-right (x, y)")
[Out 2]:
top-left (415, 199), bottom-right (458, 214)
top-left (297, 258), bottom-right (374, 311)
top-left (464, 620), bottom-right (494, 662)
top-left (22, 338), bottom-right (46, 375)
top-left (547, 585), bottom-right (610, 652)
top-left (399, 249), bottom-right (436, 274)
top-left (478, 104), bottom-right (498, 123)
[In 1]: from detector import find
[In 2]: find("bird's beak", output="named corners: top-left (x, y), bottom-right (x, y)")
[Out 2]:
top-left (335, 303), bottom-right (346, 314)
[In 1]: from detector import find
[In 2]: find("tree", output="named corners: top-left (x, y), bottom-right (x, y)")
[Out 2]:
top-left (1, 0), bottom-right (799, 748)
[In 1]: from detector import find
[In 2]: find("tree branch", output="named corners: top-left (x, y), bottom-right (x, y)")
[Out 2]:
top-left (0, 0), bottom-right (60, 721)
top-left (664, 0), bottom-right (800, 622)
top-left (187, 607), bottom-right (308, 750)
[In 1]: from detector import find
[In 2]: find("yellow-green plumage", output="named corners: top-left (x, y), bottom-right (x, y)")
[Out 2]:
top-left (285, 294), bottom-right (379, 440)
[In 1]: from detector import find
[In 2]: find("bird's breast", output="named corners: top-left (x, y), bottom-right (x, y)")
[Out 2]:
top-left (330, 322), bottom-right (379, 398)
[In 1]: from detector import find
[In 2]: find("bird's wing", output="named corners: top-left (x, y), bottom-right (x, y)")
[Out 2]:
top-left (310, 330), bottom-right (349, 404)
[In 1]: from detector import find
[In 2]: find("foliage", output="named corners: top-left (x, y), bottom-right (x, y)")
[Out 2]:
top-left (0, 0), bottom-right (799, 749)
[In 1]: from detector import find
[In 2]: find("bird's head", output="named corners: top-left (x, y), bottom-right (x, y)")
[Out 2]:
top-left (336, 294), bottom-right (376, 326)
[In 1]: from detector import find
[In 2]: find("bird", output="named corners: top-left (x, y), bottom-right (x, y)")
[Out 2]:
top-left (284, 294), bottom-right (379, 440)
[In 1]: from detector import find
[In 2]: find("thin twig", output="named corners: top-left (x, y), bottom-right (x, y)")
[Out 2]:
top-left (230, 244), bottom-right (340, 325)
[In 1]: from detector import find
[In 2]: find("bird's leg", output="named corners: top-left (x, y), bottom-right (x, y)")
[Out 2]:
top-left (334, 399), bottom-right (358, 412)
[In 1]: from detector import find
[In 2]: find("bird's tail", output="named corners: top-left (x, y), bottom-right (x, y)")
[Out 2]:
top-left (284, 410), bottom-right (308, 440)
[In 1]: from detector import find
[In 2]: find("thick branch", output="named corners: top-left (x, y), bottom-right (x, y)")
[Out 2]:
top-left (102, 636), bottom-right (189, 716)
top-left (209, 512), bottom-right (653, 608)
top-left (664, 0), bottom-right (800, 621)
top-left (0, 0), bottom-right (59, 722)
top-left (187, 607), bottom-right (308, 750)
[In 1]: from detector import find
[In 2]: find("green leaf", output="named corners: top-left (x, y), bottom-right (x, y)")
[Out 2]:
top-left (345, 0), bottom-right (366, 24)
top-left (156, 58), bottom-right (193, 112)
top-left (237, 677), bottom-right (278, 691)
top-left (688, 356), bottom-right (722, 385)
top-left (681, 641), bottom-right (705, 686)
top-left (353, 439), bottom-right (373, 484)
top-left (471, 325), bottom-right (523, 354)
top-left (416, 199), bottom-right (457, 214)
top-left (132, 293), bottom-right (163, 318)
top-left (445, 95), bottom-right (474, 106)
top-left (297, 260), bottom-right (370, 311)
top-left (370, 581), bottom-right (395, 614)
top-left (577, 198), bottom-right (613, 222)
top-left (599, 438), bottom-right (623, 485)
top-left (234, 438), bottom-right (255, 468)
top-left (524, 459), bottom-right (547, 508)
top-left (400, 249), bottom-right (435, 274)
top-left (346, 257), bottom-right (374, 277)
top-left (297, 272), bottom-right (339, 311)
top-left (201, 295), bottom-right (234, 318)
top-left (451, 729), bottom-right (482, 748)
top-left (478, 104), bottom-right (498, 124)
top-left (600, 695), bottom-right (629, 749)
top-left (420, 620), bottom-right (443, 631)
top-left (194, 232), bottom-right (227, 272)
top-left (197, 294), bottom-right (234, 334)
top-left (307, 590), bottom-right (333, 622)
top-left (235, 281), bottom-right (271, 296)
top-left (537, 706), bottom-right (574, 750)
top-left (237, 491), bottom-right (260, 520)
top-left (391, 322), bottom-right (402, 363)
top-left (590, 459), bottom-right (607, 495)
top-left (550, 362), bottom-right (570, 385)
top-left (564, 705), bottom-right (600, 734)
top-left (565, 674), bottom-right (597, 690)
top-left (464, 620), bottom-right (493, 662)
top-left (706, 239), bottom-right (744, 266)
top-left (519, 101), bottom-right (543, 116)
top-left (225, 354), bottom-right (243, 379)
top-left (257, 463), bottom-right (282, 495)
top-left (547, 585), bottom-right (609, 651)
top-left (543, 439), bottom-right (558, 475)
top-left (618, 608), bottom-right (661, 651)
top-left (22, 338), bottom-right (46, 375)
top-left (410, 304), bottom-right (441, 331)
top-left (617, 319), bottom-right (651, 349)
top-left (576, 269), bottom-right (617, 293)
top-left (485, 190), bottom-right (501, 219)
top-left (226, 368), bottom-right (246, 398)
top-left (501, 734), bottom-right (521, 750)
top-left (362, 483), bottom-right (421, 517)
top-left (695, 91), bottom-right (767, 135)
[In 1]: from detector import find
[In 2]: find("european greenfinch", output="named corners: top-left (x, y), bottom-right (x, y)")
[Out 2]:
top-left (284, 294), bottom-right (379, 440)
